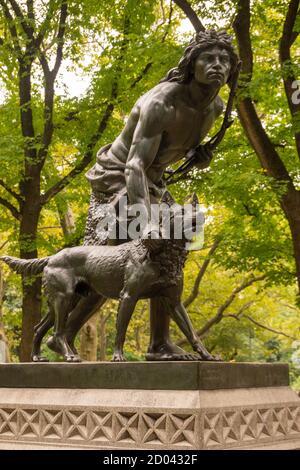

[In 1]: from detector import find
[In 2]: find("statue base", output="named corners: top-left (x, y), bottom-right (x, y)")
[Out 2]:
top-left (0, 362), bottom-right (299, 450)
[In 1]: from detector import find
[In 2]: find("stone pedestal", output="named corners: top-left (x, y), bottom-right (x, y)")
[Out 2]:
top-left (0, 362), bottom-right (299, 450)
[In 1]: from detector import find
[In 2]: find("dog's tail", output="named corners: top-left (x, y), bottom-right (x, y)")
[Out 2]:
top-left (0, 256), bottom-right (50, 275)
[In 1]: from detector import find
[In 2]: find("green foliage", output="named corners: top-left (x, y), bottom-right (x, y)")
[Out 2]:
top-left (0, 0), bottom-right (299, 387)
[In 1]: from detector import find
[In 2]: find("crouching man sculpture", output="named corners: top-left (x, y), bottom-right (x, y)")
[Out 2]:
top-left (55, 29), bottom-right (239, 362)
top-left (1, 30), bottom-right (239, 362)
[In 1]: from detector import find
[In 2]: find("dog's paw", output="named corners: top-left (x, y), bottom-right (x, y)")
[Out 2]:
top-left (31, 355), bottom-right (49, 363)
top-left (111, 352), bottom-right (125, 362)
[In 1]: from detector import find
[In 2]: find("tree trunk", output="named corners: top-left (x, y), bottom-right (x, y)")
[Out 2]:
top-left (20, 275), bottom-right (42, 362)
top-left (281, 188), bottom-right (300, 295)
top-left (80, 314), bottom-right (98, 361)
top-left (0, 266), bottom-right (10, 362)
top-left (233, 1), bottom-right (300, 294)
top-left (172, 0), bottom-right (300, 294)
top-left (58, 204), bottom-right (75, 239)
top-left (19, 186), bottom-right (42, 362)
top-left (17, 55), bottom-right (43, 362)
top-left (98, 311), bottom-right (108, 361)
top-left (0, 2), bottom-right (70, 361)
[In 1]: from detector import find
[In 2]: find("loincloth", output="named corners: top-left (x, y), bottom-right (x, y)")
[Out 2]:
top-left (84, 144), bottom-right (166, 246)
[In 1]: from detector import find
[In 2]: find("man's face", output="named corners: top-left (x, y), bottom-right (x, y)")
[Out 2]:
top-left (194, 46), bottom-right (231, 87)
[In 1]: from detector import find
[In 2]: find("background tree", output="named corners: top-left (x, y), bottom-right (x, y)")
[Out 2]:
top-left (0, 1), bottom-right (300, 381)
top-left (0, 261), bottom-right (10, 362)
top-left (172, 0), bottom-right (300, 292)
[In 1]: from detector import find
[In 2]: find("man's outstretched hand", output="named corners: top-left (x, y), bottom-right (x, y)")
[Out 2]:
top-left (186, 144), bottom-right (214, 170)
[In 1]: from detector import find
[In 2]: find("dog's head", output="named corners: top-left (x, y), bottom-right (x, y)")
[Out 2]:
top-left (159, 191), bottom-right (205, 244)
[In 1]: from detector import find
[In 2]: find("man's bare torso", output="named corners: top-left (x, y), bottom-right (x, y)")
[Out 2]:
top-left (106, 81), bottom-right (223, 184)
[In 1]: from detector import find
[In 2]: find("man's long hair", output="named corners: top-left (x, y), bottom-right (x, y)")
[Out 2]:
top-left (160, 30), bottom-right (239, 85)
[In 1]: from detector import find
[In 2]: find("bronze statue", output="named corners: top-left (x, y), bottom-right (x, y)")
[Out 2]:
top-left (1, 30), bottom-right (239, 362)
top-left (60, 29), bottom-right (239, 362)
top-left (1, 193), bottom-right (213, 362)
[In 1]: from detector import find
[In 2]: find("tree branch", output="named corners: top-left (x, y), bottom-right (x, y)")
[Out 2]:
top-left (233, 0), bottom-right (292, 182)
top-left (183, 238), bottom-right (221, 308)
top-left (0, 179), bottom-right (22, 202)
top-left (52, 0), bottom-right (68, 78)
top-left (279, 301), bottom-right (299, 312)
top-left (233, 0), bottom-right (253, 77)
top-left (0, 196), bottom-right (20, 220)
top-left (36, 1), bottom-right (68, 172)
top-left (228, 313), bottom-right (297, 340)
top-left (244, 314), bottom-right (298, 340)
top-left (0, 240), bottom-right (9, 251)
top-left (8, 0), bottom-right (23, 18)
top-left (127, 0), bottom-right (174, 86)
top-left (40, 98), bottom-right (115, 205)
top-left (161, 0), bottom-right (174, 42)
top-left (56, 59), bottom-right (154, 127)
top-left (172, 0), bottom-right (291, 183)
top-left (172, 0), bottom-right (205, 32)
top-left (35, 0), bottom-right (56, 48)
top-left (40, 6), bottom-right (131, 205)
top-left (177, 275), bottom-right (266, 346)
top-left (60, 0), bottom-right (173, 126)
top-left (225, 300), bottom-right (256, 319)
top-left (38, 50), bottom-right (50, 76)
top-left (199, 275), bottom-right (266, 336)
top-left (279, 0), bottom-right (300, 158)
top-left (38, 1), bottom-right (68, 80)
top-left (0, 0), bottom-right (21, 55)
top-left (232, 0), bottom-right (300, 295)
top-left (7, 0), bottom-right (33, 38)
top-left (156, 0), bottom-right (300, 294)
top-left (41, 0), bottom-right (176, 204)
top-left (26, 0), bottom-right (34, 21)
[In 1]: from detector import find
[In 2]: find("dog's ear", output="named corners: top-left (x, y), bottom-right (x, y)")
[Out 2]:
top-left (161, 190), bottom-right (176, 206)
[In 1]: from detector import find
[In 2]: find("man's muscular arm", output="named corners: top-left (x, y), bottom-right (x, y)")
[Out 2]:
top-left (125, 99), bottom-right (174, 217)
top-left (193, 95), bottom-right (224, 169)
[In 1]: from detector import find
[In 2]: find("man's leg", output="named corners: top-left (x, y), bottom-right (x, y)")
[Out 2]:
top-left (146, 194), bottom-right (195, 361)
top-left (146, 297), bottom-right (199, 361)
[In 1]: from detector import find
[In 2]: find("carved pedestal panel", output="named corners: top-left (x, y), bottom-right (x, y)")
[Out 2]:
top-left (0, 362), bottom-right (299, 449)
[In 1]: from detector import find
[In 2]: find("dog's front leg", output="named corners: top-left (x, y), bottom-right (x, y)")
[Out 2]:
top-left (112, 293), bottom-right (137, 362)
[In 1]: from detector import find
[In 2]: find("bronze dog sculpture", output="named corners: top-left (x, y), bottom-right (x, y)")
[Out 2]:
top-left (1, 193), bottom-right (215, 362)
